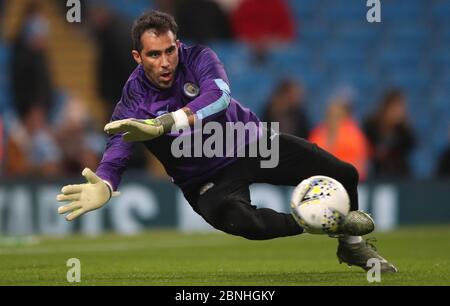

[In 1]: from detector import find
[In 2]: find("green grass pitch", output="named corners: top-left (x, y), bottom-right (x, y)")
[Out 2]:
top-left (0, 225), bottom-right (449, 285)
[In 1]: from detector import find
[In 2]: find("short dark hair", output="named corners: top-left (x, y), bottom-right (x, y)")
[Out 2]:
top-left (131, 10), bottom-right (178, 52)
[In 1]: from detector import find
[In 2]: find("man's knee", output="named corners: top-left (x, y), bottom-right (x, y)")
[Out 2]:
top-left (339, 162), bottom-right (359, 187)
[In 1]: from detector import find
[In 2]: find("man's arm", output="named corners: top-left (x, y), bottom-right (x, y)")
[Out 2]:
top-left (183, 47), bottom-right (231, 122)
top-left (105, 47), bottom-right (231, 140)
top-left (162, 47), bottom-right (231, 129)
top-left (56, 80), bottom-right (141, 220)
top-left (96, 79), bottom-right (143, 190)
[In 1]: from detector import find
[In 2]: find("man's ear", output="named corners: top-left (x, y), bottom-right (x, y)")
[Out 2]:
top-left (132, 50), bottom-right (142, 64)
top-left (176, 40), bottom-right (180, 49)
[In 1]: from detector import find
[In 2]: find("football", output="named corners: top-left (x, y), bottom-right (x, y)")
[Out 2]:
top-left (291, 176), bottom-right (350, 234)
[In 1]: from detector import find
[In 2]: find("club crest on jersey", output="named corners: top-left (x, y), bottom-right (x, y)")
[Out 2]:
top-left (183, 82), bottom-right (200, 98)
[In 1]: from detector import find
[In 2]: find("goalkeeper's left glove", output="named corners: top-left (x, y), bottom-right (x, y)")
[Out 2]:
top-left (104, 111), bottom-right (179, 141)
top-left (104, 118), bottom-right (165, 142)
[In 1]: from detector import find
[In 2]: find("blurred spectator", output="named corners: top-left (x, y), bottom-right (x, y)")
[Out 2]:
top-left (262, 78), bottom-right (310, 139)
top-left (5, 104), bottom-right (62, 177)
top-left (0, 117), bottom-right (3, 171)
top-left (10, 1), bottom-right (54, 119)
top-left (54, 96), bottom-right (105, 176)
top-left (363, 89), bottom-right (416, 178)
top-left (0, 0), bottom-right (4, 20)
top-left (86, 3), bottom-right (136, 117)
top-left (309, 97), bottom-right (369, 181)
top-left (211, 0), bottom-right (242, 13)
top-left (436, 126), bottom-right (450, 178)
top-left (173, 0), bottom-right (232, 43)
top-left (86, 3), bottom-right (162, 176)
top-left (231, 0), bottom-right (295, 64)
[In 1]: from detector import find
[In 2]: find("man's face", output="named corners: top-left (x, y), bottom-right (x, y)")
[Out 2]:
top-left (132, 30), bottom-right (179, 89)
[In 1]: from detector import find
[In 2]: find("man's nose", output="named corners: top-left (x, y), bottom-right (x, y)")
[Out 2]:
top-left (161, 54), bottom-right (170, 68)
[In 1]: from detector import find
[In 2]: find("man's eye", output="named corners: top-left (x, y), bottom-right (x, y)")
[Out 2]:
top-left (149, 53), bottom-right (159, 58)
top-left (167, 49), bottom-right (174, 54)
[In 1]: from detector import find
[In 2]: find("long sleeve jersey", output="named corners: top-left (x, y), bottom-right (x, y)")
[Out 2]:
top-left (96, 43), bottom-right (261, 192)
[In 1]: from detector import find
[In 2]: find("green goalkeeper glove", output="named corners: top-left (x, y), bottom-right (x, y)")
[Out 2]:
top-left (56, 168), bottom-right (120, 221)
top-left (104, 117), bottom-right (172, 142)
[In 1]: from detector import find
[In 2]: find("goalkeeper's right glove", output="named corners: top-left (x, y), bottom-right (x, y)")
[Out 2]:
top-left (56, 168), bottom-right (120, 221)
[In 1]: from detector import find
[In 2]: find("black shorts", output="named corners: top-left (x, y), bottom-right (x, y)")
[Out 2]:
top-left (181, 133), bottom-right (359, 240)
top-left (184, 133), bottom-right (359, 212)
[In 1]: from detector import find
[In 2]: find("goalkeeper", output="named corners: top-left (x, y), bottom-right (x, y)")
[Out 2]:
top-left (56, 11), bottom-right (397, 273)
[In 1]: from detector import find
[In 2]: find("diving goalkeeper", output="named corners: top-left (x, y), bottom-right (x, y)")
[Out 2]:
top-left (56, 11), bottom-right (397, 273)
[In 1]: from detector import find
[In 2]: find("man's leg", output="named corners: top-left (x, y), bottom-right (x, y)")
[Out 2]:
top-left (184, 160), bottom-right (303, 240)
top-left (249, 133), bottom-right (396, 272)
top-left (251, 133), bottom-right (360, 211)
top-left (245, 133), bottom-right (373, 237)
top-left (186, 133), bottom-right (365, 240)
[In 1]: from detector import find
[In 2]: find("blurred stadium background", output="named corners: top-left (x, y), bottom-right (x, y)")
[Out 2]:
top-left (0, 0), bottom-right (449, 250)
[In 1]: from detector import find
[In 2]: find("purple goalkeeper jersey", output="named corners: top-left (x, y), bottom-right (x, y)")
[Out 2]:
top-left (96, 43), bottom-right (260, 192)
